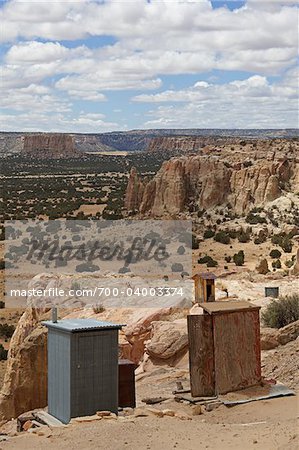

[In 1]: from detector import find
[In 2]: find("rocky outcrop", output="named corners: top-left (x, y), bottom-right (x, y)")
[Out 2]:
top-left (145, 320), bottom-right (188, 360)
top-left (0, 309), bottom-right (47, 424)
top-left (139, 156), bottom-right (231, 215)
top-left (260, 320), bottom-right (299, 350)
top-left (126, 154), bottom-right (296, 216)
top-left (124, 168), bottom-right (145, 212)
top-left (229, 159), bottom-right (290, 214)
top-left (23, 133), bottom-right (80, 159)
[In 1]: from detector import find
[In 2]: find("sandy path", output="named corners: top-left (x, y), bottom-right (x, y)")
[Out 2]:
top-left (2, 395), bottom-right (298, 450)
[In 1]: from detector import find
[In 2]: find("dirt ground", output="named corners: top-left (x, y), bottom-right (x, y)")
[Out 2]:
top-left (1, 394), bottom-right (298, 450)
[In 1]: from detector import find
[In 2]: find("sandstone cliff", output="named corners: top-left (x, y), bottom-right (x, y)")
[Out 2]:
top-left (125, 155), bottom-right (298, 216)
top-left (23, 133), bottom-right (80, 159)
top-left (124, 168), bottom-right (145, 212)
top-left (147, 136), bottom-right (204, 154)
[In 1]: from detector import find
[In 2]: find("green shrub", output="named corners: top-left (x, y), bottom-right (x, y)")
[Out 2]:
top-left (233, 250), bottom-right (245, 266)
top-left (285, 259), bottom-right (294, 268)
top-left (271, 233), bottom-right (293, 253)
top-left (0, 344), bottom-right (8, 361)
top-left (214, 231), bottom-right (230, 245)
top-left (0, 323), bottom-right (15, 338)
top-left (245, 213), bottom-right (267, 224)
top-left (261, 294), bottom-right (299, 328)
top-left (272, 259), bottom-right (281, 269)
top-left (206, 258), bottom-right (218, 268)
top-left (238, 231), bottom-right (251, 243)
top-left (203, 229), bottom-right (215, 239)
top-left (198, 255), bottom-right (211, 264)
top-left (225, 256), bottom-right (232, 263)
top-left (228, 230), bottom-right (238, 239)
top-left (192, 234), bottom-right (199, 250)
top-left (0, 301), bottom-right (5, 309)
top-left (270, 249), bottom-right (282, 259)
top-left (198, 255), bottom-right (218, 267)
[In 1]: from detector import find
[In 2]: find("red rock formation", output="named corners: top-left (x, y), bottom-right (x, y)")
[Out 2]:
top-left (126, 155), bottom-right (297, 217)
top-left (23, 133), bottom-right (80, 159)
top-left (124, 167), bottom-right (145, 212)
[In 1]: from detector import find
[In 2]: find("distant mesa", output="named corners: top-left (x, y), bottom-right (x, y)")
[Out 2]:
top-left (23, 133), bottom-right (81, 159)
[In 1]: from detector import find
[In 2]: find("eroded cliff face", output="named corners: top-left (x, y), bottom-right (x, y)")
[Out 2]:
top-left (23, 133), bottom-right (80, 159)
top-left (124, 167), bottom-right (145, 212)
top-left (229, 159), bottom-right (291, 215)
top-left (125, 155), bottom-right (297, 216)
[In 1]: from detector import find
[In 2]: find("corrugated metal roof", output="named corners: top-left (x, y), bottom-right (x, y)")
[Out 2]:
top-left (42, 318), bottom-right (124, 332)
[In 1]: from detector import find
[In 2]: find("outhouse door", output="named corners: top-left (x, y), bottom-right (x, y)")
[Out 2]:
top-left (71, 331), bottom-right (118, 417)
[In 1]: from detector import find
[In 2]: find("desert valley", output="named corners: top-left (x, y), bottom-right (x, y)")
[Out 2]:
top-left (0, 129), bottom-right (298, 450)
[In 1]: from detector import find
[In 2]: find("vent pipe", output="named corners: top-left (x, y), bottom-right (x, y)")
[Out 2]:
top-left (51, 307), bottom-right (58, 323)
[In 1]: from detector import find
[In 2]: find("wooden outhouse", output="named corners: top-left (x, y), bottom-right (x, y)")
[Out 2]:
top-left (187, 301), bottom-right (261, 396)
top-left (192, 272), bottom-right (216, 303)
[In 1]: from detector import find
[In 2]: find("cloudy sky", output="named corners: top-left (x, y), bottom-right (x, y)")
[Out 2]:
top-left (0, 0), bottom-right (298, 132)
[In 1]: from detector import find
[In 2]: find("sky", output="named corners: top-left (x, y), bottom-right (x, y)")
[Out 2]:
top-left (0, 0), bottom-right (298, 132)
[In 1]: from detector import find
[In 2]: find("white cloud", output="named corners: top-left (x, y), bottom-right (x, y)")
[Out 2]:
top-left (1, 1), bottom-right (297, 77)
top-left (0, 1), bottom-right (298, 130)
top-left (1, 111), bottom-right (123, 133)
top-left (134, 69), bottom-right (298, 128)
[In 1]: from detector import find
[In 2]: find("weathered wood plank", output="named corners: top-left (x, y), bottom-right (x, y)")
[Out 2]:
top-left (213, 310), bottom-right (261, 394)
top-left (187, 315), bottom-right (215, 397)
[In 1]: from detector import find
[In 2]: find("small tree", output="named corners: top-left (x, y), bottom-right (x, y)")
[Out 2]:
top-left (233, 250), bottom-right (245, 266)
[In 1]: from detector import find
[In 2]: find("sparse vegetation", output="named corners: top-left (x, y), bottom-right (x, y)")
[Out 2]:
top-left (261, 294), bottom-right (299, 328)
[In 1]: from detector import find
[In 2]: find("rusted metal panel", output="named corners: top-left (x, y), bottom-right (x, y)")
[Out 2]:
top-left (213, 310), bottom-right (261, 394)
top-left (118, 359), bottom-right (136, 408)
top-left (187, 315), bottom-right (215, 397)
